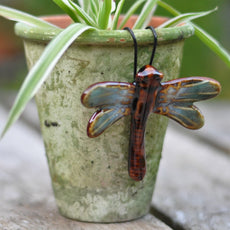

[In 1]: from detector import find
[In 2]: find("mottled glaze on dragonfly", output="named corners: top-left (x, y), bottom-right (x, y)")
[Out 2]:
top-left (154, 77), bottom-right (221, 129)
top-left (129, 65), bottom-right (163, 181)
top-left (81, 65), bottom-right (221, 181)
top-left (81, 82), bottom-right (135, 138)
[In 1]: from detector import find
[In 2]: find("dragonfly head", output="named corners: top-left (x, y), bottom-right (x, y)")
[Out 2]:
top-left (136, 65), bottom-right (163, 84)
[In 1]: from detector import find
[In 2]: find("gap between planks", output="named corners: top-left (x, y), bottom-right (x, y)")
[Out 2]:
top-left (1, 92), bottom-right (230, 229)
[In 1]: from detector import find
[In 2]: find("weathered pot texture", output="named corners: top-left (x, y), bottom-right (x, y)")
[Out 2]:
top-left (15, 15), bottom-right (194, 223)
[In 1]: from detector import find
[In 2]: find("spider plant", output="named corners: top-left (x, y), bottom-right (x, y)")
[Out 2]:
top-left (0, 0), bottom-right (229, 137)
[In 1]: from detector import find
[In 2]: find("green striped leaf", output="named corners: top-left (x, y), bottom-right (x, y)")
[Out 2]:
top-left (68, 0), bottom-right (98, 27)
top-left (89, 0), bottom-right (100, 21)
top-left (133, 0), bottom-right (158, 29)
top-left (118, 0), bottom-right (145, 29)
top-left (157, 0), bottom-right (230, 68)
top-left (52, 0), bottom-right (80, 22)
top-left (111, 0), bottom-right (125, 30)
top-left (158, 8), bottom-right (217, 28)
top-left (194, 24), bottom-right (230, 68)
top-left (1, 24), bottom-right (93, 138)
top-left (98, 0), bottom-right (113, 29)
top-left (82, 0), bottom-right (91, 13)
top-left (0, 5), bottom-right (59, 29)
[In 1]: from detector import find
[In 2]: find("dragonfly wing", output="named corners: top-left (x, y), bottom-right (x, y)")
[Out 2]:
top-left (154, 77), bottom-right (221, 129)
top-left (87, 107), bottom-right (131, 137)
top-left (155, 103), bottom-right (205, 129)
top-left (81, 81), bottom-right (134, 137)
top-left (81, 81), bottom-right (135, 108)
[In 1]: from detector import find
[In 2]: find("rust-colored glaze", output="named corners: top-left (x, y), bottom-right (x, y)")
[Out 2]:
top-left (81, 67), bottom-right (221, 182)
top-left (42, 15), bottom-right (168, 29)
top-left (162, 76), bottom-right (221, 88)
top-left (129, 65), bottom-right (163, 181)
top-left (87, 107), bottom-right (131, 138)
top-left (154, 77), bottom-right (221, 129)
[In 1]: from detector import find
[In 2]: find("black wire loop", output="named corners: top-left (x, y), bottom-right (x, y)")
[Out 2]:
top-left (145, 26), bottom-right (158, 66)
top-left (124, 26), bottom-right (158, 79)
top-left (124, 27), bottom-right (138, 80)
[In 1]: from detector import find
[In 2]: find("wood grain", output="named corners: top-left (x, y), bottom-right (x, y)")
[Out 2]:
top-left (152, 116), bottom-right (230, 230)
top-left (1, 93), bottom-right (229, 229)
top-left (0, 98), bottom-right (171, 230)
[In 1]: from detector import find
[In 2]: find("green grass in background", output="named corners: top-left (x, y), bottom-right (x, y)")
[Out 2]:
top-left (0, 0), bottom-right (62, 90)
top-left (123, 0), bottom-right (230, 99)
top-left (155, 0), bottom-right (230, 99)
top-left (0, 0), bottom-right (229, 98)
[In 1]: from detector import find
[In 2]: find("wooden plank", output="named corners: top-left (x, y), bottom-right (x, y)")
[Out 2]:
top-left (0, 104), bottom-right (172, 229)
top-left (0, 210), bottom-right (172, 230)
top-left (170, 101), bottom-right (230, 154)
top-left (0, 91), bottom-right (40, 133)
top-left (152, 124), bottom-right (230, 230)
top-left (2, 92), bottom-right (230, 229)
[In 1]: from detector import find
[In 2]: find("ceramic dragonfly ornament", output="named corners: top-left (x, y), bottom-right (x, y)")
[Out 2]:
top-left (81, 26), bottom-right (221, 182)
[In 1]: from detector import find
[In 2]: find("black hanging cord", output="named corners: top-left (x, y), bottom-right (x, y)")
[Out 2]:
top-left (124, 26), bottom-right (158, 79)
top-left (146, 26), bottom-right (158, 66)
top-left (124, 27), bottom-right (138, 80)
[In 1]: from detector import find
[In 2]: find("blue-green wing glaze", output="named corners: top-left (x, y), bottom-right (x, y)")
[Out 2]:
top-left (81, 81), bottom-right (135, 108)
top-left (87, 107), bottom-right (131, 137)
top-left (154, 77), bottom-right (221, 129)
top-left (81, 81), bottom-right (135, 137)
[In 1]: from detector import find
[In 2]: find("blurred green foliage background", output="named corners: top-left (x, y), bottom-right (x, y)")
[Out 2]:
top-left (0, 0), bottom-right (229, 98)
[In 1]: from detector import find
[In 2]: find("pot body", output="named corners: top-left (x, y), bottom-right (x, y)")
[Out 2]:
top-left (16, 16), bottom-right (193, 222)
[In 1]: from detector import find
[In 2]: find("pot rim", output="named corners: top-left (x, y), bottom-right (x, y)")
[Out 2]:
top-left (14, 15), bottom-right (194, 46)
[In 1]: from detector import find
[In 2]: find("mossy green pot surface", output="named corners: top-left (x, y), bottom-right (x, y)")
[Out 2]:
top-left (15, 15), bottom-right (194, 223)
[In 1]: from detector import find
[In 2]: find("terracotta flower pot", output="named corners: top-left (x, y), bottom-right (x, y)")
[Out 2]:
top-left (15, 15), bottom-right (194, 222)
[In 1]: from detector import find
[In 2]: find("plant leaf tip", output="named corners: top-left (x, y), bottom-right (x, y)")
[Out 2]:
top-left (0, 128), bottom-right (7, 140)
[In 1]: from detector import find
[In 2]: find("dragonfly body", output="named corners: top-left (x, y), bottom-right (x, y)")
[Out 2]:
top-left (81, 65), bottom-right (221, 181)
top-left (129, 65), bottom-right (163, 181)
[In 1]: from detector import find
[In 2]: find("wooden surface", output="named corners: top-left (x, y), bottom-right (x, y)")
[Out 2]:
top-left (0, 92), bottom-right (229, 229)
